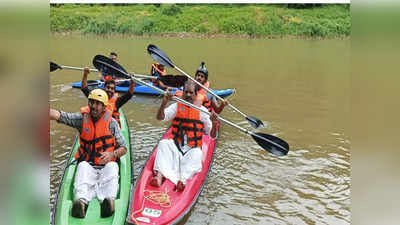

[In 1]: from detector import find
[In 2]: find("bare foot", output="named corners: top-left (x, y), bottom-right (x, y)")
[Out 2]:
top-left (150, 171), bottom-right (164, 187)
top-left (175, 181), bottom-right (185, 192)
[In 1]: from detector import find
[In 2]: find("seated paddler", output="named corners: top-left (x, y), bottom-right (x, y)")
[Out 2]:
top-left (150, 81), bottom-right (218, 192)
top-left (49, 88), bottom-right (127, 218)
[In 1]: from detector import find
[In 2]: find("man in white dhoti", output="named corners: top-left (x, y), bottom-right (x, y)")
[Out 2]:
top-left (50, 89), bottom-right (127, 218)
top-left (151, 81), bottom-right (218, 192)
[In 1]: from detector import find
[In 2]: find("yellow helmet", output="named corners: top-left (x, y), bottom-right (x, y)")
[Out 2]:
top-left (88, 88), bottom-right (108, 105)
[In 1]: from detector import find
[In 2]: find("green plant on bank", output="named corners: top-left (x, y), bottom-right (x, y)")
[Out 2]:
top-left (50, 4), bottom-right (350, 38)
top-left (160, 4), bottom-right (182, 16)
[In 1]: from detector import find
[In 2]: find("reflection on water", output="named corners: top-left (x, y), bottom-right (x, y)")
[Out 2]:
top-left (50, 35), bottom-right (350, 225)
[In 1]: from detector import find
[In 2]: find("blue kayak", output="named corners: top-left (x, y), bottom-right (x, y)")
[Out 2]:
top-left (72, 80), bottom-right (235, 98)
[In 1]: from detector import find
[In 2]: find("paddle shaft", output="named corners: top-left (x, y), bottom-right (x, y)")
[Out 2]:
top-left (173, 66), bottom-right (248, 118)
top-left (58, 65), bottom-right (154, 80)
top-left (87, 78), bottom-right (131, 86)
top-left (60, 65), bottom-right (98, 72)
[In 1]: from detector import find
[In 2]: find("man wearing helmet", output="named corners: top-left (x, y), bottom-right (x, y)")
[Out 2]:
top-left (50, 88), bottom-right (126, 218)
top-left (194, 62), bottom-right (228, 114)
top-left (81, 67), bottom-right (134, 127)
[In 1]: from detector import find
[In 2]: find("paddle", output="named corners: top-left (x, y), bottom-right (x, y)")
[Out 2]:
top-left (49, 61), bottom-right (173, 83)
top-left (147, 44), bottom-right (264, 129)
top-left (50, 61), bottom-right (98, 73)
top-left (94, 56), bottom-right (289, 156)
top-left (50, 61), bottom-right (61, 72)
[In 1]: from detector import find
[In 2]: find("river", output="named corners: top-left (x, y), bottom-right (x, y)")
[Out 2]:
top-left (50, 34), bottom-right (350, 225)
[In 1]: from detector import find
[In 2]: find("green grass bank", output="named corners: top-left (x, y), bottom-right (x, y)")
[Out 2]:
top-left (50, 4), bottom-right (350, 38)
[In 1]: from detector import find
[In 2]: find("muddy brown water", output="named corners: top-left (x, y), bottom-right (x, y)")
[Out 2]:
top-left (50, 34), bottom-right (350, 225)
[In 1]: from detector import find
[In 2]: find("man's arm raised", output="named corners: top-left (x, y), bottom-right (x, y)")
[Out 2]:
top-left (209, 111), bottom-right (218, 139)
top-left (80, 67), bottom-right (90, 97)
top-left (157, 88), bottom-right (173, 121)
top-left (81, 67), bottom-right (90, 89)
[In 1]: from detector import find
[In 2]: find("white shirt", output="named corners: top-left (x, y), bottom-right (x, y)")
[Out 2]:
top-left (162, 102), bottom-right (212, 135)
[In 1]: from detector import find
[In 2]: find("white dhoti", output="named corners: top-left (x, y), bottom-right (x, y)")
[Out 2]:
top-left (154, 139), bottom-right (203, 185)
top-left (73, 161), bottom-right (119, 204)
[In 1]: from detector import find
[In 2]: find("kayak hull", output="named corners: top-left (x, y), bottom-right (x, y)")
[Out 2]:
top-left (126, 126), bottom-right (218, 225)
top-left (51, 109), bottom-right (132, 225)
top-left (72, 80), bottom-right (235, 98)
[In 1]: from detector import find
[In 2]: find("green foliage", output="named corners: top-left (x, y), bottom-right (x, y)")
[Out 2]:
top-left (284, 4), bottom-right (323, 9)
top-left (160, 4), bottom-right (182, 16)
top-left (81, 16), bottom-right (154, 35)
top-left (193, 23), bottom-right (209, 33)
top-left (50, 4), bottom-right (350, 38)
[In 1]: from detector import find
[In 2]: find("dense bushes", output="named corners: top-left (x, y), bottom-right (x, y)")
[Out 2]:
top-left (50, 4), bottom-right (350, 38)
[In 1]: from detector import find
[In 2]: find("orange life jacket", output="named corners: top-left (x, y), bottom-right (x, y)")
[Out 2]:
top-left (104, 75), bottom-right (123, 81)
top-left (175, 90), bottom-right (183, 98)
top-left (169, 102), bottom-right (204, 150)
top-left (196, 81), bottom-right (213, 112)
top-left (103, 75), bottom-right (113, 81)
top-left (197, 81), bottom-right (210, 96)
top-left (202, 98), bottom-right (213, 112)
top-left (151, 63), bottom-right (167, 86)
top-left (197, 81), bottom-right (213, 112)
top-left (107, 94), bottom-right (121, 126)
top-left (76, 106), bottom-right (117, 166)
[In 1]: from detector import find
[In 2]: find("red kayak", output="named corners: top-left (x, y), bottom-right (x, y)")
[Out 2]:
top-left (126, 126), bottom-right (218, 225)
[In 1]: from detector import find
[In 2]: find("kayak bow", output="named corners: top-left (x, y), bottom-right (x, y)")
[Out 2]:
top-left (126, 125), bottom-right (219, 225)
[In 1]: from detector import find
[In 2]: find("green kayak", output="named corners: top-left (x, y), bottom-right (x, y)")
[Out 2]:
top-left (51, 109), bottom-right (132, 225)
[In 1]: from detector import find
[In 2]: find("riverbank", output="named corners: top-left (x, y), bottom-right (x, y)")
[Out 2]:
top-left (50, 4), bottom-right (350, 39)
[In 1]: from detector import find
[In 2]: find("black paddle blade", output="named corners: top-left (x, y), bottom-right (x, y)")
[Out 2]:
top-left (147, 44), bottom-right (174, 68)
top-left (50, 62), bottom-right (61, 72)
top-left (251, 132), bottom-right (289, 156)
top-left (92, 55), bottom-right (130, 79)
top-left (246, 116), bottom-right (264, 129)
top-left (159, 75), bottom-right (188, 87)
